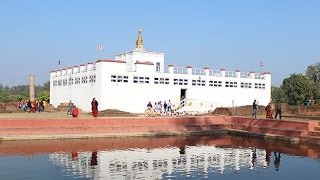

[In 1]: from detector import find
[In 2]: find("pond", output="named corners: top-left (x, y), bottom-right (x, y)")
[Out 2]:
top-left (0, 135), bottom-right (320, 180)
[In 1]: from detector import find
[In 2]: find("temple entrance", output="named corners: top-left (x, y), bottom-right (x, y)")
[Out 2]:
top-left (180, 89), bottom-right (187, 101)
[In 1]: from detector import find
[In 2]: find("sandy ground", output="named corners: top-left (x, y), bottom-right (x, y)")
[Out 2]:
top-left (0, 111), bottom-right (95, 119)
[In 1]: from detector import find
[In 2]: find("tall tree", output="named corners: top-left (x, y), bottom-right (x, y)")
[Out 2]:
top-left (306, 63), bottom-right (320, 82)
top-left (271, 86), bottom-right (285, 102)
top-left (282, 74), bottom-right (313, 105)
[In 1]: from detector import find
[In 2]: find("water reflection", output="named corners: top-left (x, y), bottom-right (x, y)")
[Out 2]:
top-left (49, 145), bottom-right (271, 179)
top-left (274, 152), bottom-right (281, 171)
top-left (1, 135), bottom-right (320, 179)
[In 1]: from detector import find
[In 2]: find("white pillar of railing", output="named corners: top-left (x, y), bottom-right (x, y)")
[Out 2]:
top-left (203, 67), bottom-right (210, 76)
top-left (249, 71), bottom-right (255, 79)
top-left (168, 64), bottom-right (174, 74)
top-left (235, 70), bottom-right (240, 78)
top-left (186, 66), bottom-right (192, 75)
top-left (220, 69), bottom-right (226, 77)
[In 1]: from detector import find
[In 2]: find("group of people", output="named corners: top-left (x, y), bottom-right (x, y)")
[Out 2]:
top-left (252, 99), bottom-right (282, 119)
top-left (67, 98), bottom-right (98, 118)
top-left (67, 100), bottom-right (79, 118)
top-left (146, 100), bottom-right (173, 116)
top-left (17, 100), bottom-right (45, 113)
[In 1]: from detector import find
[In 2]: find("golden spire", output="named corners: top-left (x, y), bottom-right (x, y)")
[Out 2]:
top-left (135, 28), bottom-right (144, 49)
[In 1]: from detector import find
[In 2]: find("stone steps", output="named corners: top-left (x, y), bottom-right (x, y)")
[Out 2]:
top-left (1, 116), bottom-right (320, 144)
top-left (0, 124), bottom-right (226, 136)
top-left (229, 124), bottom-right (308, 137)
top-left (314, 126), bottom-right (320, 131)
top-left (300, 135), bottom-right (320, 145)
top-left (308, 130), bottom-right (320, 137)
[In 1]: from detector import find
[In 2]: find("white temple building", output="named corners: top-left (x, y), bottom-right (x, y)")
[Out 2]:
top-left (50, 29), bottom-right (271, 113)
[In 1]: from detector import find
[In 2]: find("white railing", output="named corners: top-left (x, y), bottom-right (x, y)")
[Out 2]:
top-left (173, 67), bottom-right (188, 74)
top-left (225, 71), bottom-right (237, 78)
top-left (209, 70), bottom-right (222, 77)
top-left (240, 72), bottom-right (250, 78)
top-left (254, 74), bottom-right (265, 80)
top-left (192, 68), bottom-right (204, 75)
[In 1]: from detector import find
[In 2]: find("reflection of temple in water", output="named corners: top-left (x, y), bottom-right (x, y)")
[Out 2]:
top-left (49, 145), bottom-right (268, 179)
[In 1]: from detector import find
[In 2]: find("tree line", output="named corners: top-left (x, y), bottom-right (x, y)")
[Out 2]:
top-left (0, 81), bottom-right (50, 102)
top-left (272, 63), bottom-right (320, 105)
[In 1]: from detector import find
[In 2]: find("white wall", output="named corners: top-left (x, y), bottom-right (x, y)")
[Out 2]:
top-left (98, 67), bottom-right (271, 113)
top-left (50, 66), bottom-right (98, 111)
top-left (51, 57), bottom-right (271, 113)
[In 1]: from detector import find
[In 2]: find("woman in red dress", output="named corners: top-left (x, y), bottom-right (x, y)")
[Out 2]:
top-left (91, 98), bottom-right (99, 118)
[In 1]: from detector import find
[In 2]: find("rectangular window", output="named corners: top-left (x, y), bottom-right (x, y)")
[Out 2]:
top-left (154, 77), bottom-right (170, 84)
top-left (133, 76), bottom-right (149, 84)
top-left (209, 80), bottom-right (222, 87)
top-left (111, 75), bottom-right (128, 83)
top-left (75, 77), bottom-right (80, 84)
top-left (192, 79), bottom-right (206, 86)
top-left (58, 80), bottom-right (62, 86)
top-left (53, 80), bottom-right (57, 86)
top-left (63, 79), bottom-right (68, 86)
top-left (225, 81), bottom-right (237, 88)
top-left (156, 62), bottom-right (160, 72)
top-left (89, 75), bottom-right (96, 83)
top-left (254, 83), bottom-right (265, 89)
top-left (240, 82), bottom-right (252, 88)
top-left (173, 78), bottom-right (188, 85)
top-left (81, 76), bottom-right (88, 84)
top-left (69, 77), bottom-right (74, 85)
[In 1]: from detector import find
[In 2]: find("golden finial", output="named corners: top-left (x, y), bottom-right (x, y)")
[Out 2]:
top-left (136, 28), bottom-right (144, 49)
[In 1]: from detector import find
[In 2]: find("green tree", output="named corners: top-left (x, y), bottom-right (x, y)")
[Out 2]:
top-left (282, 74), bottom-right (313, 105)
top-left (271, 85), bottom-right (285, 102)
top-left (306, 63), bottom-right (320, 82)
top-left (37, 90), bottom-right (50, 102)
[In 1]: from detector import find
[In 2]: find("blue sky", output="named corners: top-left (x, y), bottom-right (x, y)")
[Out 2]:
top-left (1, 0), bottom-right (320, 86)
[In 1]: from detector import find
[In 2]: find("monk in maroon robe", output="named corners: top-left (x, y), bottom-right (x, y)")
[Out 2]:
top-left (265, 103), bottom-right (273, 119)
top-left (91, 98), bottom-right (98, 118)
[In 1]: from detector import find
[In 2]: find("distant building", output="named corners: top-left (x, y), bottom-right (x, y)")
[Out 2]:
top-left (50, 29), bottom-right (271, 113)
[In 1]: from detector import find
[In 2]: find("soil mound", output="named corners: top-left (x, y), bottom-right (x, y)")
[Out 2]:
top-left (98, 109), bottom-right (138, 117)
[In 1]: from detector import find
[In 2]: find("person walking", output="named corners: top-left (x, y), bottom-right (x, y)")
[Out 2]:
top-left (67, 100), bottom-right (73, 115)
top-left (91, 98), bottom-right (99, 118)
top-left (252, 99), bottom-right (258, 118)
top-left (275, 100), bottom-right (282, 119)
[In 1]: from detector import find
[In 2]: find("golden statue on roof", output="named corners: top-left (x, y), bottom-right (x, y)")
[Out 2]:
top-left (136, 28), bottom-right (144, 49)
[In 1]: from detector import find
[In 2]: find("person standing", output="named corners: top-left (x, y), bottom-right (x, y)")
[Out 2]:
top-left (91, 98), bottom-right (99, 118)
top-left (167, 99), bottom-right (172, 115)
top-left (265, 102), bottom-right (273, 119)
top-left (252, 99), bottom-right (258, 118)
top-left (67, 100), bottom-right (73, 115)
top-left (275, 100), bottom-right (282, 119)
top-left (163, 101), bottom-right (168, 115)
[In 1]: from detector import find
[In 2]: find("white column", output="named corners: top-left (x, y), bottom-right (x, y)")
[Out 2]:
top-left (220, 69), bottom-right (226, 77)
top-left (203, 67), bottom-right (210, 76)
top-left (186, 66), bottom-right (192, 75)
top-left (235, 70), bottom-right (240, 78)
top-left (168, 65), bottom-right (174, 74)
top-left (29, 75), bottom-right (35, 101)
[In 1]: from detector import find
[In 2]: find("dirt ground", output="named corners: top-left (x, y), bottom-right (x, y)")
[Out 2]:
top-left (0, 111), bottom-right (96, 119)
